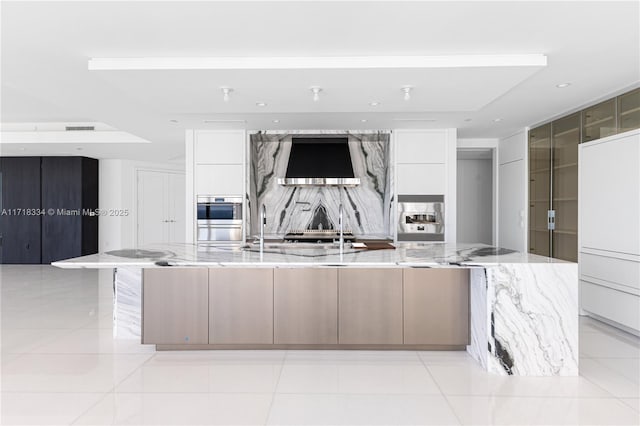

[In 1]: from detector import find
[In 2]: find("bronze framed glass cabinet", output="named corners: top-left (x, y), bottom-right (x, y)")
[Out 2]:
top-left (528, 116), bottom-right (579, 262)
top-left (528, 123), bottom-right (552, 257)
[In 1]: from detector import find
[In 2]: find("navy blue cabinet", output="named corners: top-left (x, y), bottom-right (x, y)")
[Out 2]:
top-left (0, 157), bottom-right (42, 264)
top-left (41, 157), bottom-right (99, 263)
top-left (0, 156), bottom-right (98, 264)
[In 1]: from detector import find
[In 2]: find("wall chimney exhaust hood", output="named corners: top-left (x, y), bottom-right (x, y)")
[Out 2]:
top-left (277, 137), bottom-right (360, 186)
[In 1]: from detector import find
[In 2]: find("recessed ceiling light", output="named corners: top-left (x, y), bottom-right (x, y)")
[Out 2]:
top-left (361, 119), bottom-right (368, 123)
top-left (256, 102), bottom-right (267, 107)
top-left (369, 101), bottom-right (380, 107)
top-left (493, 118), bottom-right (503, 122)
top-left (272, 119), bottom-right (280, 123)
top-left (169, 119), bottom-right (179, 123)
top-left (19, 147), bottom-right (26, 151)
top-left (76, 147), bottom-right (83, 151)
top-left (556, 82), bottom-right (571, 88)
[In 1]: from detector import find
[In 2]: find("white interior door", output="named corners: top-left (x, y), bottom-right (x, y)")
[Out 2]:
top-left (168, 173), bottom-right (185, 243)
top-left (137, 170), bottom-right (168, 246)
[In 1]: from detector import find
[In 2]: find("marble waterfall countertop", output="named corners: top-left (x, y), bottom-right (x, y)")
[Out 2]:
top-left (52, 242), bottom-right (569, 269)
top-left (52, 242), bottom-right (578, 377)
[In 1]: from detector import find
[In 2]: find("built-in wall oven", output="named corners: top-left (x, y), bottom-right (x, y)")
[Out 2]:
top-left (197, 196), bottom-right (243, 244)
top-left (397, 195), bottom-right (445, 241)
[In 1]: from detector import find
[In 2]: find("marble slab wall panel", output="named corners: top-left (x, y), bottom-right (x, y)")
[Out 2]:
top-left (248, 131), bottom-right (393, 238)
top-left (467, 267), bottom-right (489, 370)
top-left (114, 267), bottom-right (142, 339)
top-left (468, 263), bottom-right (579, 376)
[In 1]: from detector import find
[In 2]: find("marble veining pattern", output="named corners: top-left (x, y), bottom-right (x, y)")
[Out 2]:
top-left (248, 131), bottom-right (392, 238)
top-left (483, 263), bottom-right (579, 376)
top-left (467, 268), bottom-right (489, 370)
top-left (114, 267), bottom-right (142, 339)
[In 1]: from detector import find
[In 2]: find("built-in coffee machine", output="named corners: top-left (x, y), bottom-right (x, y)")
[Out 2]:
top-left (397, 195), bottom-right (444, 241)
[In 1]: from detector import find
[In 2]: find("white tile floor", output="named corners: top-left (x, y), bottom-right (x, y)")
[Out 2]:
top-left (1, 265), bottom-right (639, 425)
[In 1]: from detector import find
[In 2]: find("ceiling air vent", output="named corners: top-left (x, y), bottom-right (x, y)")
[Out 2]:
top-left (65, 125), bottom-right (95, 131)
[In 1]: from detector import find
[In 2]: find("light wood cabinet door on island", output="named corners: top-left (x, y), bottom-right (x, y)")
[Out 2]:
top-left (142, 268), bottom-right (209, 345)
top-left (338, 268), bottom-right (403, 344)
top-left (403, 269), bottom-right (470, 346)
top-left (274, 268), bottom-right (338, 344)
top-left (209, 268), bottom-right (274, 344)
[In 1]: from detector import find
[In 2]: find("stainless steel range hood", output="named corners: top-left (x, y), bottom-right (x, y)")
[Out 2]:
top-left (277, 177), bottom-right (360, 186)
top-left (277, 137), bottom-right (360, 187)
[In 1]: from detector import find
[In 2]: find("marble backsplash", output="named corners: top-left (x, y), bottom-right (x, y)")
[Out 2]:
top-left (247, 131), bottom-right (393, 238)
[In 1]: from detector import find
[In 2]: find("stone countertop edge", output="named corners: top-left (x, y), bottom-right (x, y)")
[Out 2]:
top-left (51, 243), bottom-right (573, 269)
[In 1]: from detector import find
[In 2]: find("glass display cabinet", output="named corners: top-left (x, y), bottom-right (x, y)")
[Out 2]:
top-left (618, 88), bottom-right (640, 134)
top-left (528, 123), bottom-right (552, 257)
top-left (582, 99), bottom-right (616, 142)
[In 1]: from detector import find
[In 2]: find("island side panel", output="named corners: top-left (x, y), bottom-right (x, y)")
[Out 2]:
top-left (209, 268), bottom-right (274, 344)
top-left (403, 268), bottom-right (470, 346)
top-left (467, 267), bottom-right (489, 369)
top-left (485, 263), bottom-right (579, 376)
top-left (114, 267), bottom-right (142, 339)
top-left (338, 268), bottom-right (403, 344)
top-left (274, 268), bottom-right (338, 344)
top-left (142, 268), bottom-right (209, 345)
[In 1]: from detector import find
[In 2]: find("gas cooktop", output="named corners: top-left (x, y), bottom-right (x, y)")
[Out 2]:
top-left (284, 229), bottom-right (356, 243)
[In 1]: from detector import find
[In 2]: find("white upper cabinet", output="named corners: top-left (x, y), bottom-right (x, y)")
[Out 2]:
top-left (195, 164), bottom-right (244, 195)
top-left (395, 130), bottom-right (447, 164)
top-left (195, 130), bottom-right (245, 164)
top-left (395, 129), bottom-right (450, 195)
top-left (193, 130), bottom-right (245, 196)
top-left (396, 164), bottom-right (446, 194)
top-left (580, 131), bottom-right (640, 256)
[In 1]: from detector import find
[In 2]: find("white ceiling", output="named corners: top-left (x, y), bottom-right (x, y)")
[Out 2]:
top-left (1, 1), bottom-right (639, 162)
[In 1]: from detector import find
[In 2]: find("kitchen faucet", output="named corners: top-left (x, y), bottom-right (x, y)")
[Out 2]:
top-left (260, 204), bottom-right (266, 252)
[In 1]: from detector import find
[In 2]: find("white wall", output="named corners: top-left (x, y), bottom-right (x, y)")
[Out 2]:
top-left (497, 130), bottom-right (528, 252)
top-left (99, 159), bottom-right (184, 251)
top-left (457, 158), bottom-right (493, 244)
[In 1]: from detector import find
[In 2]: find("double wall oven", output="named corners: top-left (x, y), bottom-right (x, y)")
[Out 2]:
top-left (197, 196), bottom-right (243, 245)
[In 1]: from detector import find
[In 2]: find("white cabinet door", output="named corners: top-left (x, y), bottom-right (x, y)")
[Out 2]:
top-left (396, 130), bottom-right (447, 164)
top-left (196, 164), bottom-right (243, 195)
top-left (396, 164), bottom-right (446, 194)
top-left (581, 133), bottom-right (640, 255)
top-left (195, 131), bottom-right (244, 164)
top-left (137, 170), bottom-right (186, 245)
top-left (137, 171), bottom-right (168, 246)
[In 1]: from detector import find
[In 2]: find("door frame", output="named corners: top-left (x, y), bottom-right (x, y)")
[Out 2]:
top-left (455, 143), bottom-right (498, 246)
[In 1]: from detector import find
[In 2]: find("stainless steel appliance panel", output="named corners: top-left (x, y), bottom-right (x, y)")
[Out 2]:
top-left (196, 195), bottom-right (243, 244)
top-left (197, 224), bottom-right (242, 243)
top-left (397, 195), bottom-right (444, 242)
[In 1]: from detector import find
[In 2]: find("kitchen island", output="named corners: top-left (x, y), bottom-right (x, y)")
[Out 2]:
top-left (53, 242), bottom-right (578, 376)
